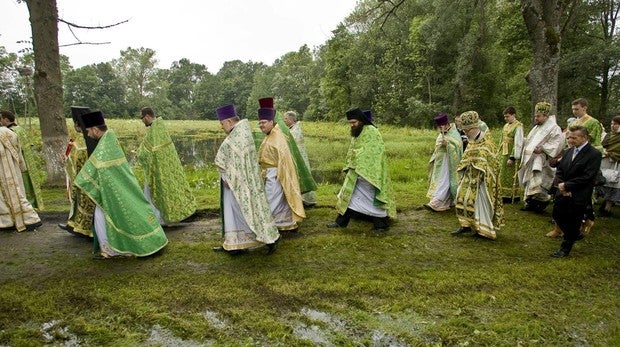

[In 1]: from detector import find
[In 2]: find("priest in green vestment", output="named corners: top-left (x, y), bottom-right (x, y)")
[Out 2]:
top-left (75, 110), bottom-right (168, 259)
top-left (137, 107), bottom-right (196, 226)
top-left (452, 111), bottom-right (504, 240)
top-left (283, 110), bottom-right (317, 207)
top-left (0, 111), bottom-right (44, 210)
top-left (327, 107), bottom-right (396, 232)
top-left (425, 113), bottom-right (463, 212)
top-left (498, 107), bottom-right (524, 203)
top-left (59, 106), bottom-right (98, 237)
top-left (213, 104), bottom-right (280, 254)
top-left (569, 98), bottom-right (604, 152)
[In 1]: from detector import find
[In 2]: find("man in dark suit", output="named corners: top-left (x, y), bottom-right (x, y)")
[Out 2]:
top-left (551, 125), bottom-right (602, 257)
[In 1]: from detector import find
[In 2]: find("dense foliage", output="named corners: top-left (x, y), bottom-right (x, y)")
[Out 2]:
top-left (1, 0), bottom-right (619, 127)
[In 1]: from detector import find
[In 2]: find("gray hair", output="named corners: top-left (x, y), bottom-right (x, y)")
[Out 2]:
top-left (284, 111), bottom-right (297, 122)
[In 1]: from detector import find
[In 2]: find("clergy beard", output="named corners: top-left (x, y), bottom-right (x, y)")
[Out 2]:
top-left (350, 124), bottom-right (364, 137)
top-left (467, 130), bottom-right (481, 142)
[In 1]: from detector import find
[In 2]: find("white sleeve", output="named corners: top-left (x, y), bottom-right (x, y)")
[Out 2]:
top-left (513, 125), bottom-right (524, 159)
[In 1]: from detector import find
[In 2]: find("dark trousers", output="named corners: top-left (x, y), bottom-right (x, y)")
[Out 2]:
top-left (335, 208), bottom-right (389, 230)
top-left (585, 201), bottom-right (595, 220)
top-left (553, 196), bottom-right (587, 252)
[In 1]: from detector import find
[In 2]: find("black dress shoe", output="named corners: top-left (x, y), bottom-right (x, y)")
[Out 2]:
top-left (58, 223), bottom-right (76, 234)
top-left (533, 201), bottom-right (549, 213)
top-left (228, 249), bottom-right (247, 256)
top-left (327, 222), bottom-right (344, 228)
top-left (503, 197), bottom-right (521, 203)
top-left (266, 241), bottom-right (279, 255)
top-left (598, 209), bottom-right (612, 217)
top-left (520, 204), bottom-right (535, 211)
top-left (451, 226), bottom-right (472, 236)
top-left (25, 221), bottom-right (43, 231)
top-left (551, 249), bottom-right (570, 258)
top-left (212, 246), bottom-right (226, 252)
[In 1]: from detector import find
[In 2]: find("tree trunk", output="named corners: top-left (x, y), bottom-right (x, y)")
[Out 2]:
top-left (521, 0), bottom-right (564, 121)
top-left (25, 0), bottom-right (68, 186)
top-left (600, 62), bottom-right (610, 119)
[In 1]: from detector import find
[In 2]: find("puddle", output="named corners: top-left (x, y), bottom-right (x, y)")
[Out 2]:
top-left (293, 307), bottom-right (346, 345)
top-left (116, 134), bottom-right (337, 183)
top-left (147, 324), bottom-right (208, 347)
top-left (201, 310), bottom-right (227, 329)
top-left (294, 308), bottom-right (412, 346)
top-left (41, 320), bottom-right (81, 346)
top-left (293, 323), bottom-right (330, 345)
top-left (371, 330), bottom-right (409, 347)
top-left (301, 307), bottom-right (345, 330)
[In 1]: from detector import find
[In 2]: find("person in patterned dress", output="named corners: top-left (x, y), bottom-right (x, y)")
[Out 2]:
top-left (498, 107), bottom-right (524, 203)
top-left (213, 104), bottom-right (280, 255)
top-left (327, 107), bottom-right (396, 232)
top-left (137, 107), bottom-right (196, 226)
top-left (451, 111), bottom-right (504, 240)
top-left (425, 113), bottom-right (463, 212)
top-left (0, 110), bottom-right (44, 210)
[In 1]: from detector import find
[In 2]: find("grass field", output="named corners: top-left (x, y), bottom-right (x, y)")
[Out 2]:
top-left (1, 119), bottom-right (618, 346)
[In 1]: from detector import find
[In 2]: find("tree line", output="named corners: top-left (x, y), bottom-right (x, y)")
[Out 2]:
top-left (1, 0), bottom-right (618, 130)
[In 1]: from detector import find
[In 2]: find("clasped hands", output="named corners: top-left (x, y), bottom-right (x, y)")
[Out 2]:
top-left (558, 182), bottom-right (572, 197)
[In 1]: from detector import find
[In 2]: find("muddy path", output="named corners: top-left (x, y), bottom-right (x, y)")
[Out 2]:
top-left (0, 210), bottom-right (223, 280)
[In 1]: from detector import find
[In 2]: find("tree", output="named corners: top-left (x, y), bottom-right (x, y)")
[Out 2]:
top-left (492, 0), bottom-right (533, 123)
top-left (555, 3), bottom-right (602, 118)
top-left (193, 72), bottom-right (222, 119)
top-left (316, 24), bottom-right (355, 121)
top-left (166, 58), bottom-right (209, 119)
top-left (216, 60), bottom-right (266, 118)
top-left (24, 0), bottom-right (67, 186)
top-left (0, 47), bottom-right (22, 113)
top-left (246, 65), bottom-right (275, 114)
top-left (271, 45), bottom-right (316, 114)
top-left (521, 0), bottom-right (579, 116)
top-left (112, 47), bottom-right (159, 116)
top-left (63, 65), bottom-right (100, 109)
top-left (93, 62), bottom-right (127, 116)
top-left (63, 62), bottom-right (126, 116)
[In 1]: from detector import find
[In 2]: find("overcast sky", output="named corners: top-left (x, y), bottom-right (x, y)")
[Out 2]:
top-left (1, 0), bottom-right (358, 73)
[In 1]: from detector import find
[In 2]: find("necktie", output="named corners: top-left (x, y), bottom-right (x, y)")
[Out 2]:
top-left (571, 148), bottom-right (579, 161)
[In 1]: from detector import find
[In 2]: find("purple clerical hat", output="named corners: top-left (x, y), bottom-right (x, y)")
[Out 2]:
top-left (216, 104), bottom-right (237, 121)
top-left (258, 107), bottom-right (275, 121)
top-left (362, 109), bottom-right (373, 122)
top-left (80, 110), bottom-right (105, 128)
top-left (258, 97), bottom-right (274, 109)
top-left (434, 113), bottom-right (449, 126)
